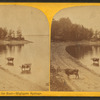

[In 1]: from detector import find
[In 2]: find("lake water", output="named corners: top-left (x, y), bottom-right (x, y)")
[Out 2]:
top-left (0, 35), bottom-right (49, 90)
top-left (66, 45), bottom-right (100, 75)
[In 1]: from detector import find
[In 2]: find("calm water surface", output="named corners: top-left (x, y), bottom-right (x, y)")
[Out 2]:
top-left (0, 35), bottom-right (49, 90)
top-left (66, 45), bottom-right (100, 74)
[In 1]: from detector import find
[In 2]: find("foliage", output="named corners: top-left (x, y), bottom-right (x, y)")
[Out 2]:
top-left (0, 27), bottom-right (24, 40)
top-left (51, 18), bottom-right (94, 41)
top-left (0, 27), bottom-right (8, 39)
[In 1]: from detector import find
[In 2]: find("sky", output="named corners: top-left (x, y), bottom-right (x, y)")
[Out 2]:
top-left (0, 5), bottom-right (49, 36)
top-left (54, 6), bottom-right (100, 32)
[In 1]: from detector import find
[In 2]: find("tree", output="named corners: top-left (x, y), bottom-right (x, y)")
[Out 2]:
top-left (8, 29), bottom-right (15, 39)
top-left (16, 28), bottom-right (22, 40)
top-left (3, 27), bottom-right (8, 39)
top-left (51, 19), bottom-right (60, 40)
top-left (51, 17), bottom-right (94, 41)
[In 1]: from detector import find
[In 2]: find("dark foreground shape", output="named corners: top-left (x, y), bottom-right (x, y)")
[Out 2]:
top-left (20, 64), bottom-right (31, 72)
top-left (7, 62), bottom-right (14, 66)
top-left (93, 63), bottom-right (99, 67)
top-left (91, 58), bottom-right (99, 62)
top-left (21, 70), bottom-right (31, 74)
top-left (6, 57), bottom-right (14, 63)
top-left (65, 68), bottom-right (79, 79)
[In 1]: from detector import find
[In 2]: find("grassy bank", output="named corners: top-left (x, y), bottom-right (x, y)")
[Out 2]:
top-left (50, 65), bottom-right (72, 91)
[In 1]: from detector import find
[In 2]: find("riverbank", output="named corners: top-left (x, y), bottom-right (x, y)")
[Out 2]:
top-left (0, 40), bottom-right (32, 45)
top-left (0, 36), bottom-right (49, 91)
top-left (51, 41), bottom-right (100, 91)
top-left (0, 66), bottom-right (46, 91)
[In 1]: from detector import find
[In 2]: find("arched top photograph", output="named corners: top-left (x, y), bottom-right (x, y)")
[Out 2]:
top-left (51, 6), bottom-right (100, 91)
top-left (0, 5), bottom-right (49, 91)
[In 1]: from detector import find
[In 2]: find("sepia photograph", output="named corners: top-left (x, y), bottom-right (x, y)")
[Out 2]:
top-left (0, 5), bottom-right (49, 91)
top-left (50, 6), bottom-right (100, 91)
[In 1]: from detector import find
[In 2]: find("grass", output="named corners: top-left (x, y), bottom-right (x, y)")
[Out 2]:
top-left (50, 65), bottom-right (72, 91)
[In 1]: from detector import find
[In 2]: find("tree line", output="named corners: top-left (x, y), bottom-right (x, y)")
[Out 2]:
top-left (0, 27), bottom-right (24, 40)
top-left (51, 17), bottom-right (99, 41)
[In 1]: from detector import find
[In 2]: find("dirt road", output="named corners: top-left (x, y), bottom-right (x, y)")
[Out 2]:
top-left (51, 42), bottom-right (100, 91)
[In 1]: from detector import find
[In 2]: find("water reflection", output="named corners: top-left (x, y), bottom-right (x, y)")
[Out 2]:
top-left (21, 70), bottom-right (31, 74)
top-left (0, 44), bottom-right (24, 67)
top-left (7, 44), bottom-right (24, 54)
top-left (0, 45), bottom-right (7, 54)
top-left (66, 45), bottom-right (95, 59)
top-left (0, 44), bottom-right (24, 55)
top-left (92, 63), bottom-right (99, 67)
top-left (66, 45), bottom-right (100, 69)
top-left (7, 62), bottom-right (14, 66)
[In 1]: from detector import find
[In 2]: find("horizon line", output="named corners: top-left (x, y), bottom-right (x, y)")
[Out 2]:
top-left (23, 35), bottom-right (49, 36)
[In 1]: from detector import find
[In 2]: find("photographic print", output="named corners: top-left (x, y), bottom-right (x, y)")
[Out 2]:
top-left (50, 6), bottom-right (100, 91)
top-left (0, 5), bottom-right (49, 91)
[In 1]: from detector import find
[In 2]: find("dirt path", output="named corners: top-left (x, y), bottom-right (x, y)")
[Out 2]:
top-left (0, 66), bottom-right (46, 91)
top-left (51, 42), bottom-right (100, 91)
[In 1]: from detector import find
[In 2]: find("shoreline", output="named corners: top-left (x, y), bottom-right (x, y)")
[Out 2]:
top-left (51, 41), bottom-right (100, 91)
top-left (0, 36), bottom-right (49, 91)
top-left (0, 40), bottom-right (33, 45)
top-left (0, 65), bottom-right (47, 91)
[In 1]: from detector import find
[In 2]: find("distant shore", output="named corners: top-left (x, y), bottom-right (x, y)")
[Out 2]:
top-left (0, 40), bottom-right (32, 45)
top-left (51, 41), bottom-right (100, 91)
